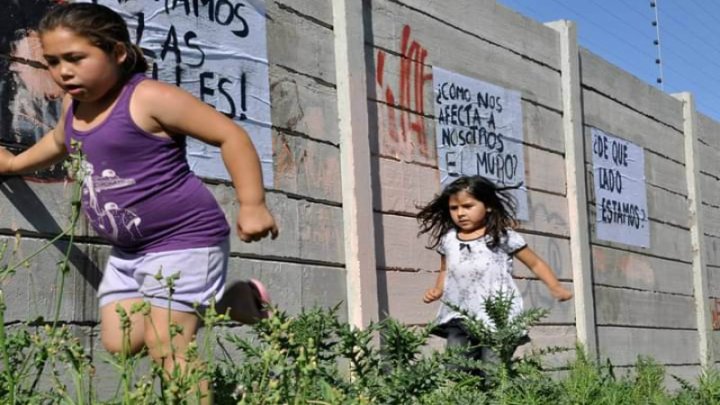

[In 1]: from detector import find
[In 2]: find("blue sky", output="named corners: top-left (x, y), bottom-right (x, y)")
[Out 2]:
top-left (497, 0), bottom-right (720, 121)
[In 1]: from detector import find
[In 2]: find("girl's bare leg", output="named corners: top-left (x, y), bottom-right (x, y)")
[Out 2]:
top-left (145, 306), bottom-right (210, 404)
top-left (100, 298), bottom-right (145, 355)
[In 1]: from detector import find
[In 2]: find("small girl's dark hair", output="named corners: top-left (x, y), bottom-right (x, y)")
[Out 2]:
top-left (39, 3), bottom-right (148, 76)
top-left (417, 175), bottom-right (519, 250)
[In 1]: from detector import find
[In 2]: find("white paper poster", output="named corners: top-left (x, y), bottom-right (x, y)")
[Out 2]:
top-left (432, 67), bottom-right (527, 219)
top-left (592, 128), bottom-right (649, 247)
top-left (90, 0), bottom-right (272, 185)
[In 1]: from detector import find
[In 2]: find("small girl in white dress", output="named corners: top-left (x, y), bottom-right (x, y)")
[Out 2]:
top-left (418, 176), bottom-right (573, 363)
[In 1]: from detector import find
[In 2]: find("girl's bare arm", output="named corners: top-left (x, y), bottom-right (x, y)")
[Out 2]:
top-left (0, 96), bottom-right (70, 174)
top-left (515, 246), bottom-right (573, 301)
top-left (135, 80), bottom-right (278, 242)
top-left (424, 256), bottom-right (447, 303)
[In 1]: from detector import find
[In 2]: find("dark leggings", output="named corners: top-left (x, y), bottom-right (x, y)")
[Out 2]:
top-left (445, 323), bottom-right (500, 364)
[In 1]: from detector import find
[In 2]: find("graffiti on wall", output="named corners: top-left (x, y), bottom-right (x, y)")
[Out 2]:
top-left (0, 0), bottom-right (65, 178)
top-left (375, 25), bottom-right (433, 161)
top-left (712, 298), bottom-right (720, 331)
top-left (90, 0), bottom-right (273, 185)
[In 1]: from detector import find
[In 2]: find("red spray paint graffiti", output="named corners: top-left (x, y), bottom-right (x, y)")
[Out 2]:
top-left (375, 25), bottom-right (433, 159)
top-left (712, 298), bottom-right (720, 330)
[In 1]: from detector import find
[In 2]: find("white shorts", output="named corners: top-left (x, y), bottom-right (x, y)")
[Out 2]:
top-left (97, 239), bottom-right (229, 312)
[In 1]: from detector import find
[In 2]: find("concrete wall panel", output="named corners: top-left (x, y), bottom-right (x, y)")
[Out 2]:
top-left (272, 0), bottom-right (334, 28)
top-left (706, 265), bottom-right (720, 298)
top-left (595, 286), bottom-right (695, 329)
top-left (273, 133), bottom-right (342, 202)
top-left (700, 174), bottom-right (720, 208)
top-left (267, 1), bottom-right (336, 85)
top-left (705, 235), bottom-right (720, 267)
top-left (374, 157), bottom-right (440, 215)
top-left (0, 236), bottom-right (103, 323)
top-left (592, 245), bottom-right (692, 295)
top-left (225, 194), bottom-right (345, 265)
top-left (269, 66), bottom-right (339, 145)
top-left (512, 233), bottom-right (573, 280)
top-left (589, 213), bottom-right (691, 262)
top-left (597, 327), bottom-right (698, 366)
top-left (0, 179), bottom-right (84, 236)
top-left (522, 102), bottom-right (565, 153)
top-left (580, 49), bottom-right (683, 131)
top-left (397, 0), bottom-right (561, 69)
top-left (697, 112), bottom-right (720, 150)
top-left (375, 213), bottom-right (437, 271)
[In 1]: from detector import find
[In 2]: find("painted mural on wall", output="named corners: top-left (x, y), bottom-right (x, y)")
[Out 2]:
top-left (432, 67), bottom-right (528, 220)
top-left (84, 0), bottom-right (273, 185)
top-left (591, 127), bottom-right (649, 247)
top-left (0, 0), bottom-right (66, 178)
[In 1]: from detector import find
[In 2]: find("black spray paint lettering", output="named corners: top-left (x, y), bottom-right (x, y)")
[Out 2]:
top-left (165, 0), bottom-right (250, 38)
top-left (436, 82), bottom-right (503, 114)
top-left (200, 72), bottom-right (247, 120)
top-left (160, 25), bottom-right (206, 67)
top-left (597, 167), bottom-right (622, 194)
top-left (134, 13), bottom-right (247, 120)
top-left (593, 133), bottom-right (609, 159)
top-left (134, 12), bottom-right (157, 60)
top-left (612, 141), bottom-right (628, 166)
top-left (436, 82), bottom-right (473, 104)
top-left (476, 151), bottom-right (518, 183)
top-left (444, 150), bottom-right (519, 183)
top-left (477, 91), bottom-right (502, 113)
top-left (599, 197), bottom-right (646, 229)
top-left (445, 151), bottom-right (460, 178)
top-left (441, 126), bottom-right (505, 152)
top-left (593, 133), bottom-right (629, 167)
top-left (437, 103), bottom-right (497, 130)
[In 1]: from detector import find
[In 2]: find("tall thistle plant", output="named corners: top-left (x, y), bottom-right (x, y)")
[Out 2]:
top-left (444, 290), bottom-right (553, 376)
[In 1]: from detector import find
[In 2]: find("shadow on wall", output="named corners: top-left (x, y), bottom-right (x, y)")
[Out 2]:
top-left (0, 177), bottom-right (102, 290)
top-left (1, 0), bottom-right (65, 179)
top-left (362, 1), bottom-right (391, 322)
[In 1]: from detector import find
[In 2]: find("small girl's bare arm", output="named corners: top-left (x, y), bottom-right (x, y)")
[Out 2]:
top-left (423, 256), bottom-right (447, 303)
top-left (515, 246), bottom-right (573, 301)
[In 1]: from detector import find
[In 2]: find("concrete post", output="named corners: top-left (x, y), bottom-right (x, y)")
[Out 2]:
top-left (332, 0), bottom-right (379, 328)
top-left (546, 20), bottom-right (598, 358)
top-left (674, 92), bottom-right (713, 368)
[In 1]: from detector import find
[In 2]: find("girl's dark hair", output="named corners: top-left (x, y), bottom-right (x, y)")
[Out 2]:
top-left (39, 3), bottom-right (147, 76)
top-left (417, 176), bottom-right (519, 250)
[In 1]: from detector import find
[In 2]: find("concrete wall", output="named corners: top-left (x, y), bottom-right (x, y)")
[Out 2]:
top-left (580, 49), bottom-right (698, 381)
top-left (698, 112), bottom-right (720, 366)
top-left (1, 0), bottom-right (719, 387)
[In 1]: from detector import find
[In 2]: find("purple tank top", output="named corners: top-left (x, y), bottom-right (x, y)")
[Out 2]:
top-left (64, 74), bottom-right (230, 253)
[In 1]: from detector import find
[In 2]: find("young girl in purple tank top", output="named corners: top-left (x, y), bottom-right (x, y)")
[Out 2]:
top-left (0, 2), bottom-right (276, 396)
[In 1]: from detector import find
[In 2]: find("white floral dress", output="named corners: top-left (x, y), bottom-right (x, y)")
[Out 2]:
top-left (434, 228), bottom-right (527, 332)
